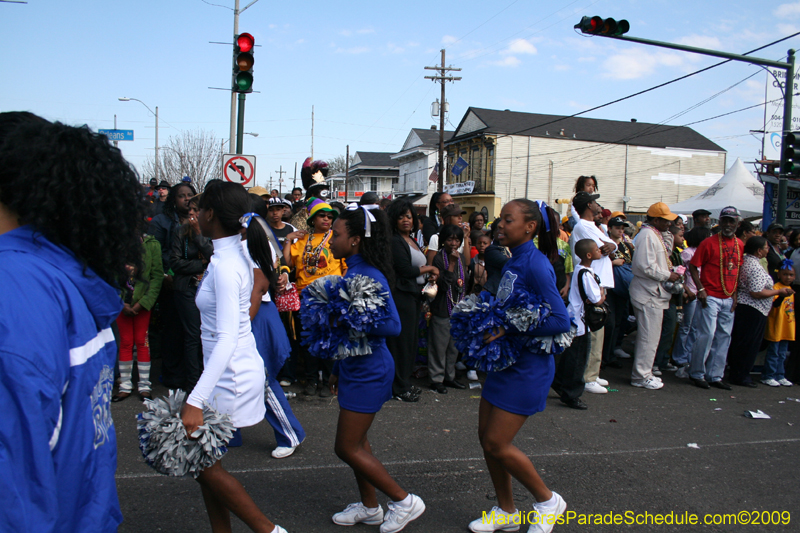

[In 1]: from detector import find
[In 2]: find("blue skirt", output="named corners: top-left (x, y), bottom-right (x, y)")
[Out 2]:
top-left (337, 339), bottom-right (394, 414)
top-left (252, 301), bottom-right (292, 378)
top-left (482, 350), bottom-right (554, 416)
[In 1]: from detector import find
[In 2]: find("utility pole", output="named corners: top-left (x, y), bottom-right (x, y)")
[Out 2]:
top-left (425, 49), bottom-right (461, 193)
top-left (345, 144), bottom-right (350, 203)
top-left (229, 0), bottom-right (260, 154)
top-left (293, 162), bottom-right (297, 189)
top-left (276, 166), bottom-right (286, 196)
top-left (311, 105), bottom-right (315, 159)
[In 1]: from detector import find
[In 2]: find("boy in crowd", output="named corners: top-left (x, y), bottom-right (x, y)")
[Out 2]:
top-left (552, 238), bottom-right (605, 410)
top-left (762, 260), bottom-right (796, 387)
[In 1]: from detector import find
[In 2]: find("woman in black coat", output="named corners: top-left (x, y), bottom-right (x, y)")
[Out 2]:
top-left (386, 200), bottom-right (439, 402)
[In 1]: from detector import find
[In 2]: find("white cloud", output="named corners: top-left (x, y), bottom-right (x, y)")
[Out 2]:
top-left (296, 39), bottom-right (305, 44)
top-left (442, 35), bottom-right (458, 45)
top-left (503, 38), bottom-right (537, 55)
top-left (778, 23), bottom-right (800, 35)
top-left (335, 46), bottom-right (369, 54)
top-left (357, 28), bottom-right (375, 34)
top-left (492, 56), bottom-right (521, 67)
top-left (387, 43), bottom-right (404, 54)
top-left (601, 48), bottom-right (693, 80)
top-left (775, 2), bottom-right (800, 17)
top-left (406, 41), bottom-right (420, 48)
top-left (339, 30), bottom-right (353, 37)
top-left (553, 64), bottom-right (570, 71)
top-left (676, 35), bottom-right (722, 49)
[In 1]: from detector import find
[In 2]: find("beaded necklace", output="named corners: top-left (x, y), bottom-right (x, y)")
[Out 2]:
top-left (641, 224), bottom-right (673, 269)
top-left (442, 249), bottom-right (465, 315)
top-left (718, 234), bottom-right (740, 297)
top-left (302, 230), bottom-right (332, 275)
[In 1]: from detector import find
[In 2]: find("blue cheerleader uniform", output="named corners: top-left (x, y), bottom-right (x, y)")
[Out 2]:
top-left (333, 254), bottom-right (401, 414)
top-left (482, 240), bottom-right (571, 416)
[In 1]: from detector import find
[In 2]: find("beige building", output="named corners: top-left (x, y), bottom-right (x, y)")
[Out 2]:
top-left (445, 107), bottom-right (727, 219)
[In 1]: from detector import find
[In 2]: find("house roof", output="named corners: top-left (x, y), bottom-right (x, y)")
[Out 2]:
top-left (352, 151), bottom-right (398, 168)
top-left (450, 107), bottom-right (725, 152)
top-left (410, 128), bottom-right (453, 148)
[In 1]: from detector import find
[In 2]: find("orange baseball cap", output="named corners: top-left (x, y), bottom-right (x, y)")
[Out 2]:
top-left (646, 202), bottom-right (678, 221)
top-left (611, 211), bottom-right (626, 219)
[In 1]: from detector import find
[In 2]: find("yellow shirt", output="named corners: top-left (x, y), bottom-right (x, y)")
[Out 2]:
top-left (289, 232), bottom-right (345, 292)
top-left (765, 282), bottom-right (795, 342)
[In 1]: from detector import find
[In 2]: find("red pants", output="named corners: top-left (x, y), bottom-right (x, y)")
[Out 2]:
top-left (117, 309), bottom-right (151, 363)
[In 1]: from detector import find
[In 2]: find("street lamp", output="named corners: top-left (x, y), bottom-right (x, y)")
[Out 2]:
top-left (119, 97), bottom-right (159, 182)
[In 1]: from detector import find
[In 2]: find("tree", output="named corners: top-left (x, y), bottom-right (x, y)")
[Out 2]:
top-left (327, 153), bottom-right (356, 176)
top-left (141, 129), bottom-right (223, 191)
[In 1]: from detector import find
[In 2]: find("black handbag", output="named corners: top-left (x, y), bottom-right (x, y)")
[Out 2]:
top-left (578, 268), bottom-right (608, 332)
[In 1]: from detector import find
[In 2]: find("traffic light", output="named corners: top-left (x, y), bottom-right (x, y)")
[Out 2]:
top-left (574, 16), bottom-right (630, 36)
top-left (232, 32), bottom-right (255, 93)
top-left (783, 131), bottom-right (800, 176)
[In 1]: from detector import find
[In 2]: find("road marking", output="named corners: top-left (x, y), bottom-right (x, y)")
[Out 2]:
top-left (116, 437), bottom-right (800, 480)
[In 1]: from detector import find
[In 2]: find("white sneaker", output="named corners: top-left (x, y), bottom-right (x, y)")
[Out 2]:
top-left (456, 361), bottom-right (467, 370)
top-left (279, 380), bottom-right (291, 387)
top-left (468, 506), bottom-right (521, 532)
top-left (380, 494), bottom-right (425, 533)
top-left (762, 378), bottom-right (781, 387)
top-left (332, 502), bottom-right (384, 526)
top-left (272, 526), bottom-right (288, 533)
top-left (675, 365), bottom-right (689, 379)
top-left (584, 381), bottom-right (608, 394)
top-left (632, 377), bottom-right (664, 390)
top-left (595, 377), bottom-right (609, 387)
top-left (614, 347), bottom-right (631, 359)
top-left (651, 367), bottom-right (662, 376)
top-left (271, 446), bottom-right (297, 459)
top-left (778, 378), bottom-right (793, 387)
top-left (527, 492), bottom-right (567, 533)
top-left (467, 370), bottom-right (479, 381)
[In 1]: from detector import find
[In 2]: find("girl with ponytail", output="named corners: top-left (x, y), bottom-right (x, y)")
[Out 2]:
top-left (181, 180), bottom-right (288, 533)
top-left (325, 205), bottom-right (427, 532)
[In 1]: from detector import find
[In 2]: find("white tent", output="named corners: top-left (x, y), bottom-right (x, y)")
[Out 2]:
top-left (669, 158), bottom-right (764, 220)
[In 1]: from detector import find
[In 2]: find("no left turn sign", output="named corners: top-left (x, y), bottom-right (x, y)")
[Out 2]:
top-left (222, 154), bottom-right (256, 185)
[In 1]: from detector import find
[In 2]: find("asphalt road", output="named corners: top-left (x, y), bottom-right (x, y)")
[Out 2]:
top-left (113, 359), bottom-right (800, 532)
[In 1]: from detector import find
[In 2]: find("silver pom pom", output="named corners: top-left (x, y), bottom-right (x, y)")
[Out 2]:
top-left (137, 390), bottom-right (236, 478)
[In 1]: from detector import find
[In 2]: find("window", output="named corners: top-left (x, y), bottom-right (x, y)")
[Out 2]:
top-left (370, 177), bottom-right (378, 191)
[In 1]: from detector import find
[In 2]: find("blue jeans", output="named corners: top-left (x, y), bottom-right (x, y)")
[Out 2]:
top-left (672, 299), bottom-right (697, 366)
top-left (763, 340), bottom-right (789, 381)
top-left (689, 296), bottom-right (734, 382)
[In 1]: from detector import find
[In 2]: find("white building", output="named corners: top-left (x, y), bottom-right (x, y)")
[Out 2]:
top-left (391, 127), bottom-right (453, 215)
top-left (445, 107), bottom-right (727, 219)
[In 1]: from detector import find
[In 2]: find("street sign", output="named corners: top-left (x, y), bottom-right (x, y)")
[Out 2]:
top-left (98, 129), bottom-right (134, 141)
top-left (222, 154), bottom-right (256, 185)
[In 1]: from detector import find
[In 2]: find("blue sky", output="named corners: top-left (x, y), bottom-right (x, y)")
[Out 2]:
top-left (2, 0), bottom-right (799, 190)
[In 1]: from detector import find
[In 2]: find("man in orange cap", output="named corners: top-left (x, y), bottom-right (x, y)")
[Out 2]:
top-left (628, 202), bottom-right (681, 390)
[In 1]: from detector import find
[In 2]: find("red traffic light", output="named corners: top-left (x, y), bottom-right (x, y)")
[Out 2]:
top-left (237, 33), bottom-right (254, 53)
top-left (575, 16), bottom-right (630, 36)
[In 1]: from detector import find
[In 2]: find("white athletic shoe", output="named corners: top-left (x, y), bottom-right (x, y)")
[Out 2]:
top-left (595, 377), bottom-right (609, 387)
top-left (762, 378), bottom-right (780, 387)
top-left (778, 378), bottom-right (793, 387)
top-left (332, 503), bottom-right (384, 526)
top-left (468, 506), bottom-right (521, 532)
top-left (584, 381), bottom-right (608, 394)
top-left (271, 446), bottom-right (297, 459)
top-left (527, 492), bottom-right (567, 533)
top-left (632, 377), bottom-right (664, 390)
top-left (272, 526), bottom-right (288, 533)
top-left (380, 494), bottom-right (425, 533)
top-left (456, 361), bottom-right (467, 370)
top-left (467, 370), bottom-right (479, 381)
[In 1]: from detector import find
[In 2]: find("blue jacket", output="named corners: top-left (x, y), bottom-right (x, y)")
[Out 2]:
top-left (0, 226), bottom-right (123, 532)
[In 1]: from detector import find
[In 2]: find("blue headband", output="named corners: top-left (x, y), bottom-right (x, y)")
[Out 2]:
top-left (346, 203), bottom-right (377, 237)
top-left (536, 201), bottom-right (551, 233)
top-left (239, 212), bottom-right (258, 228)
top-left (781, 258), bottom-right (794, 271)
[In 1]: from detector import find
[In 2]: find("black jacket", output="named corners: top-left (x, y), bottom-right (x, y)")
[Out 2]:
top-left (767, 246), bottom-right (784, 282)
top-left (391, 233), bottom-right (425, 295)
top-left (170, 225), bottom-right (214, 293)
top-left (148, 212), bottom-right (179, 272)
top-left (483, 243), bottom-right (511, 296)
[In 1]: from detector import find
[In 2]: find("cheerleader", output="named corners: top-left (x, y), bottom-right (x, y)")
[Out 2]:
top-left (181, 181), bottom-right (287, 533)
top-left (468, 199), bottom-right (571, 533)
top-left (242, 197), bottom-right (305, 459)
top-left (326, 206), bottom-right (426, 533)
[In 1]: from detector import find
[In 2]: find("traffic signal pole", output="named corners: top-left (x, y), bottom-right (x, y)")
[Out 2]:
top-left (597, 31), bottom-right (794, 225)
top-left (237, 93), bottom-right (246, 155)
